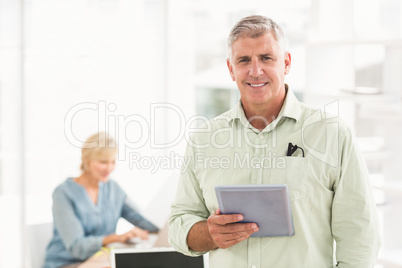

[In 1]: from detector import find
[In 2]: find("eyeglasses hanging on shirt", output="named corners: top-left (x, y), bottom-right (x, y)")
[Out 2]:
top-left (287, 143), bottom-right (305, 157)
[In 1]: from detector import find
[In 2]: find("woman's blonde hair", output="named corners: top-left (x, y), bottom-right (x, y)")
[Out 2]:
top-left (80, 132), bottom-right (118, 172)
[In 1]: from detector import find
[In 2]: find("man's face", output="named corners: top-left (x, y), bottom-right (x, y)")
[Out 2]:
top-left (227, 32), bottom-right (291, 111)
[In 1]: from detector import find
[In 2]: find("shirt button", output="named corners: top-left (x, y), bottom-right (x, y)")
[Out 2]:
top-left (251, 265), bottom-right (257, 268)
top-left (259, 135), bottom-right (264, 139)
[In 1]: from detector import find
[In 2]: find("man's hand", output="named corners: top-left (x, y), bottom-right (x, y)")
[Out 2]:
top-left (187, 209), bottom-right (259, 252)
top-left (207, 208), bottom-right (259, 249)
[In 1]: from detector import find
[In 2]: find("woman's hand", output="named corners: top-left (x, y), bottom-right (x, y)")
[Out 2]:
top-left (130, 226), bottom-right (149, 240)
top-left (118, 227), bottom-right (149, 242)
top-left (102, 227), bottom-right (149, 245)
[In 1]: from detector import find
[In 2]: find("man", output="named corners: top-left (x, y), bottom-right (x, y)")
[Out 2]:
top-left (168, 15), bottom-right (381, 267)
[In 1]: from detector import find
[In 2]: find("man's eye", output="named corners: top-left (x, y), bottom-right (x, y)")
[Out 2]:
top-left (262, 57), bottom-right (271, 61)
top-left (239, 59), bottom-right (249, 63)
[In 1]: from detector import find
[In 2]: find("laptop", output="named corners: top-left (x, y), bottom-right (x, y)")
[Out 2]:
top-left (110, 247), bottom-right (205, 268)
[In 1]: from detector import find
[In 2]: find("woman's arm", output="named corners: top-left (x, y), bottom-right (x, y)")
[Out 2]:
top-left (121, 198), bottom-right (160, 233)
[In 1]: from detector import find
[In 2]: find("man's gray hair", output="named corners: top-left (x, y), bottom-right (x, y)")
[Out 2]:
top-left (227, 15), bottom-right (286, 59)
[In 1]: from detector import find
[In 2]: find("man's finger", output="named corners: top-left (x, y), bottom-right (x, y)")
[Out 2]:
top-left (221, 222), bottom-right (259, 233)
top-left (211, 222), bottom-right (259, 234)
top-left (224, 229), bottom-right (257, 240)
top-left (216, 231), bottom-right (253, 249)
top-left (208, 212), bottom-right (244, 225)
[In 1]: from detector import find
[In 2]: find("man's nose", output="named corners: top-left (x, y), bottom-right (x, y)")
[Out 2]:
top-left (249, 60), bottom-right (263, 77)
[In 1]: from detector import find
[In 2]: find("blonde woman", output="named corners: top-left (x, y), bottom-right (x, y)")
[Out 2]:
top-left (43, 133), bottom-right (158, 268)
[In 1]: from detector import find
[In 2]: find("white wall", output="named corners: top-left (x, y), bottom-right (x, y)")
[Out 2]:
top-left (1, 0), bottom-right (402, 267)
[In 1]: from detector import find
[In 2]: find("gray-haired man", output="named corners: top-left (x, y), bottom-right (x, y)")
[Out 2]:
top-left (169, 15), bottom-right (381, 268)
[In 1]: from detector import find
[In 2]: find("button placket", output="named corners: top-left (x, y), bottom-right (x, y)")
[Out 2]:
top-left (247, 238), bottom-right (261, 268)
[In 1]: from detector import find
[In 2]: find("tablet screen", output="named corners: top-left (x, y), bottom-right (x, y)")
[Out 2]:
top-left (215, 184), bottom-right (295, 237)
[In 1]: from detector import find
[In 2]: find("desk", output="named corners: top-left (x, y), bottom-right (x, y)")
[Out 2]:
top-left (78, 235), bottom-right (159, 268)
top-left (77, 247), bottom-right (115, 268)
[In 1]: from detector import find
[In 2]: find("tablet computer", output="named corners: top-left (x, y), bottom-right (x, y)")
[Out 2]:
top-left (215, 184), bottom-right (295, 237)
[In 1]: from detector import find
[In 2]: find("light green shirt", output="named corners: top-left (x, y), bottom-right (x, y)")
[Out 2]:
top-left (169, 88), bottom-right (381, 268)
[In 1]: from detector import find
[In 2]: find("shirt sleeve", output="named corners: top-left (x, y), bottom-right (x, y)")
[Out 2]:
top-left (168, 144), bottom-right (210, 257)
top-left (332, 126), bottom-right (382, 267)
top-left (52, 188), bottom-right (104, 260)
top-left (121, 198), bottom-right (159, 232)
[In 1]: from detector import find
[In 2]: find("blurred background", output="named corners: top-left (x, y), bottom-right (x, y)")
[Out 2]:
top-left (1, 0), bottom-right (402, 267)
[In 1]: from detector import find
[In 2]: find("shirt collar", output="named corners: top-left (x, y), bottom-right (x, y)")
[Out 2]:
top-left (228, 84), bottom-right (302, 128)
top-left (277, 84), bottom-right (302, 122)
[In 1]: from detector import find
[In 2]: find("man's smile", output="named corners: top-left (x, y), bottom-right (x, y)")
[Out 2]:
top-left (247, 82), bottom-right (268, 87)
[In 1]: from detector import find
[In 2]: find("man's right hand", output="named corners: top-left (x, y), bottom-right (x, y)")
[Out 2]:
top-left (207, 208), bottom-right (259, 249)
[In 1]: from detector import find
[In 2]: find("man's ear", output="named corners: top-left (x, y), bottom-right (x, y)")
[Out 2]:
top-left (284, 52), bottom-right (291, 75)
top-left (227, 58), bottom-right (236, 81)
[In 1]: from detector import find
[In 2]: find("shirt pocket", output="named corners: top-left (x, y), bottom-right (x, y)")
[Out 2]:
top-left (269, 157), bottom-right (309, 201)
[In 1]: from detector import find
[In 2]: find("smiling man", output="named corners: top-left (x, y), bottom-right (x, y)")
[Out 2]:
top-left (169, 15), bottom-right (381, 268)
top-left (227, 29), bottom-right (290, 130)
